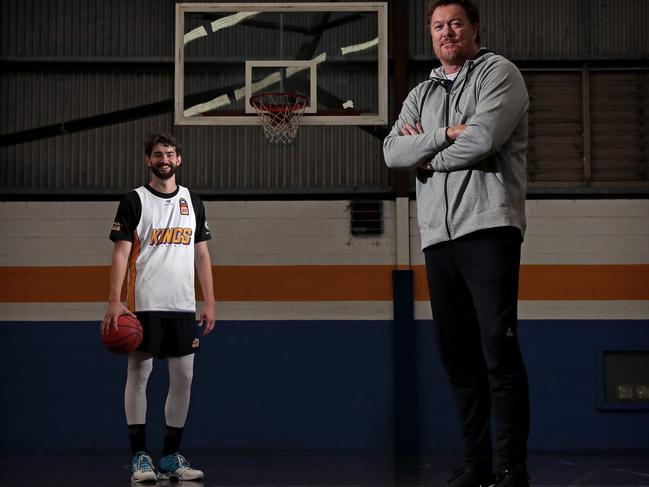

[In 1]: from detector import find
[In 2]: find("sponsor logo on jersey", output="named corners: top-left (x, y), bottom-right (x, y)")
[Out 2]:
top-left (111, 221), bottom-right (121, 232)
top-left (179, 198), bottom-right (189, 216)
top-left (192, 338), bottom-right (200, 348)
top-left (149, 227), bottom-right (193, 246)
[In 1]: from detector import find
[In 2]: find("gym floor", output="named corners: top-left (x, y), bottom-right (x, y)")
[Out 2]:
top-left (2, 451), bottom-right (648, 486)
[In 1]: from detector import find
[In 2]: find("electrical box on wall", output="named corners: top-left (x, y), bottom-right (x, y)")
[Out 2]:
top-left (598, 350), bottom-right (649, 410)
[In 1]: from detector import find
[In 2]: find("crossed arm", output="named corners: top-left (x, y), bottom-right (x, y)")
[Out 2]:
top-left (400, 122), bottom-right (467, 169)
top-left (383, 61), bottom-right (527, 172)
top-left (400, 122), bottom-right (465, 141)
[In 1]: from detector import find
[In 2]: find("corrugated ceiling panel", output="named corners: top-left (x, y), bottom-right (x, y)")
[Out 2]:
top-left (591, 0), bottom-right (649, 59)
top-left (0, 72), bottom-right (173, 133)
top-left (409, 0), bottom-right (432, 59)
top-left (181, 117), bottom-right (391, 193)
top-left (1, 0), bottom-right (171, 57)
top-left (1, 119), bottom-right (390, 194)
top-left (1, 117), bottom-right (166, 191)
top-left (483, 0), bottom-right (588, 60)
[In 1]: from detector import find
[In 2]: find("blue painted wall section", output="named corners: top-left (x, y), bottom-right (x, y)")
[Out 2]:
top-left (1, 320), bottom-right (648, 454)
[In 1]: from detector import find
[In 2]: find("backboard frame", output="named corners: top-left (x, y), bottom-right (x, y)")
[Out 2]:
top-left (174, 2), bottom-right (388, 126)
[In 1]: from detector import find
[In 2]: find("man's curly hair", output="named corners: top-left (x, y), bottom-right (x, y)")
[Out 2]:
top-left (144, 133), bottom-right (182, 157)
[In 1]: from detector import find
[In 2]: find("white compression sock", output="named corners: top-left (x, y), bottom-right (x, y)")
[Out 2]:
top-left (124, 352), bottom-right (154, 424)
top-left (165, 354), bottom-right (195, 428)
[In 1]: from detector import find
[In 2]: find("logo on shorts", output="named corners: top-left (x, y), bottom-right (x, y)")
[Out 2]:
top-left (192, 338), bottom-right (200, 348)
top-left (179, 198), bottom-right (189, 216)
top-left (506, 327), bottom-right (515, 337)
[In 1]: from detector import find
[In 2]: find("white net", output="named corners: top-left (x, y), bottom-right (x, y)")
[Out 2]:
top-left (250, 93), bottom-right (308, 145)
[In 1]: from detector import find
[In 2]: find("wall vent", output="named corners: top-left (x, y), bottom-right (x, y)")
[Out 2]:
top-left (350, 201), bottom-right (383, 235)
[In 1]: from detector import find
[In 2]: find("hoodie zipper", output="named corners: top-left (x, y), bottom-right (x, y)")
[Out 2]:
top-left (443, 89), bottom-right (452, 240)
top-left (433, 55), bottom-right (485, 241)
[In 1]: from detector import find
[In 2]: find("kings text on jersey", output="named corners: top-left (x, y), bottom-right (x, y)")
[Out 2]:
top-left (149, 227), bottom-right (193, 246)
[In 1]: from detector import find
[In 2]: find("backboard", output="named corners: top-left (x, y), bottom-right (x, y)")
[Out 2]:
top-left (175, 3), bottom-right (387, 126)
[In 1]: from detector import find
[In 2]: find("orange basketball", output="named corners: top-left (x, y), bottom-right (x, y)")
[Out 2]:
top-left (101, 314), bottom-right (143, 354)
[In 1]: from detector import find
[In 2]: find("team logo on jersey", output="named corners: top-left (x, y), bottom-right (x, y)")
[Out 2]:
top-left (149, 227), bottom-right (193, 246)
top-left (179, 198), bottom-right (189, 216)
top-left (111, 221), bottom-right (121, 232)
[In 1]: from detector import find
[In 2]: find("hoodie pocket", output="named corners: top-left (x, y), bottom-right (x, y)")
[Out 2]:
top-left (478, 156), bottom-right (505, 187)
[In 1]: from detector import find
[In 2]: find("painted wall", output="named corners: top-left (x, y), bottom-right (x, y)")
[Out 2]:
top-left (1, 199), bottom-right (648, 453)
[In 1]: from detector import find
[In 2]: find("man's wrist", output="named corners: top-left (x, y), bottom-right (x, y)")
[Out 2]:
top-left (445, 127), bottom-right (452, 144)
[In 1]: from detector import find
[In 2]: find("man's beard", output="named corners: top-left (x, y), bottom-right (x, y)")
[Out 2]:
top-left (435, 43), bottom-right (461, 63)
top-left (150, 163), bottom-right (176, 180)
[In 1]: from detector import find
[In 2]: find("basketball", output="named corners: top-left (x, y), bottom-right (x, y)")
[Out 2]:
top-left (101, 314), bottom-right (143, 354)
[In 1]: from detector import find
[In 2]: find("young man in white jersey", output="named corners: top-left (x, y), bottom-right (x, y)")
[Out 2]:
top-left (101, 133), bottom-right (216, 483)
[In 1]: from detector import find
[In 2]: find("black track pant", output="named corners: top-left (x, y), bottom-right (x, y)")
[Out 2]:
top-left (424, 227), bottom-right (529, 472)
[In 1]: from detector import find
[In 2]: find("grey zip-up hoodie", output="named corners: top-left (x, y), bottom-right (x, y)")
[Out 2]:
top-left (383, 49), bottom-right (528, 250)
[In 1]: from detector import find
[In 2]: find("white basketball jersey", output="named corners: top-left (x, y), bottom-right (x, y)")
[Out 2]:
top-left (130, 186), bottom-right (198, 312)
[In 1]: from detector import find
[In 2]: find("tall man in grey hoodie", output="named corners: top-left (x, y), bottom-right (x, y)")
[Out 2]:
top-left (383, 1), bottom-right (530, 486)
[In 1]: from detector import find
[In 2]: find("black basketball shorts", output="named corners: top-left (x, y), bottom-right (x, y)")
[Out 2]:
top-left (134, 311), bottom-right (201, 358)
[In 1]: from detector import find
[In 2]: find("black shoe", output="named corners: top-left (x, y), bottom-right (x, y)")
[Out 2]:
top-left (447, 467), bottom-right (495, 487)
top-left (494, 465), bottom-right (529, 487)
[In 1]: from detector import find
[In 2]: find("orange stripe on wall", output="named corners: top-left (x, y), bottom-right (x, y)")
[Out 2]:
top-left (0, 266), bottom-right (112, 303)
top-left (519, 264), bottom-right (649, 300)
top-left (212, 265), bottom-right (394, 301)
top-left (413, 264), bottom-right (649, 301)
top-left (1, 264), bottom-right (648, 302)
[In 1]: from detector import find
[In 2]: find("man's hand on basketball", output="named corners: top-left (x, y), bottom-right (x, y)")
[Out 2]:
top-left (101, 300), bottom-right (135, 334)
top-left (198, 302), bottom-right (216, 336)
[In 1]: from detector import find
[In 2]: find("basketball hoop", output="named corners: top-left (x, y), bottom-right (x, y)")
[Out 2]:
top-left (250, 92), bottom-right (308, 145)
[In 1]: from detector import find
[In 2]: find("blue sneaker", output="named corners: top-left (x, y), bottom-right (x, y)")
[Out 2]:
top-left (131, 451), bottom-right (157, 483)
top-left (158, 452), bottom-right (204, 481)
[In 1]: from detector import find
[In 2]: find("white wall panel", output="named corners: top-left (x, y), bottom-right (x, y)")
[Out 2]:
top-left (1, 199), bottom-right (647, 321)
